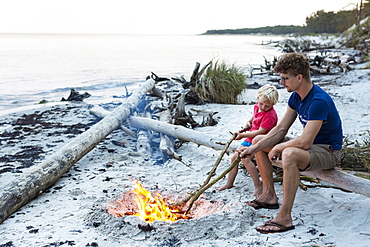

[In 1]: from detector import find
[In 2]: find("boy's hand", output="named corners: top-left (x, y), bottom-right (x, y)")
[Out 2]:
top-left (239, 125), bottom-right (251, 133)
top-left (234, 132), bottom-right (244, 140)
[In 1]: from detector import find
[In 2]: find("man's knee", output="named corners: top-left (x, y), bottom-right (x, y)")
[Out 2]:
top-left (281, 147), bottom-right (310, 169)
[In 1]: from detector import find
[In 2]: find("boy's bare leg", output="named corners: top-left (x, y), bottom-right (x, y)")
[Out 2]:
top-left (217, 152), bottom-right (239, 191)
top-left (243, 158), bottom-right (262, 196)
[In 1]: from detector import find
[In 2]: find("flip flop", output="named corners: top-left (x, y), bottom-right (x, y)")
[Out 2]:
top-left (256, 220), bottom-right (295, 234)
top-left (246, 199), bottom-right (279, 209)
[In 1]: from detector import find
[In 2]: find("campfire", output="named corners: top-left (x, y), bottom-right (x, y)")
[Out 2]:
top-left (106, 180), bottom-right (189, 223)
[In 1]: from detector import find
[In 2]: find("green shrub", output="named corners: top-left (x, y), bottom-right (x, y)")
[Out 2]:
top-left (193, 60), bottom-right (247, 104)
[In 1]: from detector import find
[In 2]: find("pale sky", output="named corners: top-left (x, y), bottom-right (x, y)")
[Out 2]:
top-left (0, 0), bottom-right (362, 35)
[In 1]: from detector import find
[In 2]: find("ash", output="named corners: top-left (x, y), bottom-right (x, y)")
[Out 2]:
top-left (84, 199), bottom-right (258, 246)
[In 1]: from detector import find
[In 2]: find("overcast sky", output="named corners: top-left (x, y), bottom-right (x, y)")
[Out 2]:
top-left (0, 0), bottom-right (362, 35)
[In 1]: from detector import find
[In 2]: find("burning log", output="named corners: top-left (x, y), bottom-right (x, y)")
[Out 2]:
top-left (0, 79), bottom-right (156, 224)
top-left (106, 180), bottom-right (190, 223)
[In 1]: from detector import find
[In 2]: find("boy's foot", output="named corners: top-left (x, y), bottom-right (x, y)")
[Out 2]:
top-left (246, 199), bottom-right (279, 209)
top-left (216, 185), bottom-right (233, 191)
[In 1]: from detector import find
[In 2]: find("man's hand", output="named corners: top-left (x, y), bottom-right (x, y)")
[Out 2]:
top-left (239, 146), bottom-right (252, 158)
top-left (268, 144), bottom-right (283, 162)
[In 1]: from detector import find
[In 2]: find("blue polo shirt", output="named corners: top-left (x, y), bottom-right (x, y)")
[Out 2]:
top-left (288, 84), bottom-right (343, 150)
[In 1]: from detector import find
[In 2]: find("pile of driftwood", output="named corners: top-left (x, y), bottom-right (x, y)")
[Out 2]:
top-left (1, 78), bottom-right (370, 225)
top-left (258, 38), bottom-right (361, 76)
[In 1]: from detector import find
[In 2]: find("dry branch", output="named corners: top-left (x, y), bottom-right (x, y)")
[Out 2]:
top-left (172, 133), bottom-right (237, 207)
top-left (185, 156), bottom-right (242, 214)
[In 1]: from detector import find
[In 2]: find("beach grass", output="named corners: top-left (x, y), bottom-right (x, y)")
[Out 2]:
top-left (193, 59), bottom-right (247, 104)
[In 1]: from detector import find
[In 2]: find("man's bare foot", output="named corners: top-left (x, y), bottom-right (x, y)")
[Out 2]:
top-left (216, 184), bottom-right (233, 191)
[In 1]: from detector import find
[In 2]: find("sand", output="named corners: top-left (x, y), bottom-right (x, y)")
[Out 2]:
top-left (0, 68), bottom-right (370, 247)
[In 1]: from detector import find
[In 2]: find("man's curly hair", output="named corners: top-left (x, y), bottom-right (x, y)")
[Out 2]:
top-left (273, 52), bottom-right (311, 80)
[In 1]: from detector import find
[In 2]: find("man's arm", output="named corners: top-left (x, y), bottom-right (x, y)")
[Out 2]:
top-left (268, 120), bottom-right (322, 161)
top-left (240, 106), bottom-right (297, 157)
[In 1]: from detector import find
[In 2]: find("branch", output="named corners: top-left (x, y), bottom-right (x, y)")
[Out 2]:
top-left (185, 155), bottom-right (242, 214)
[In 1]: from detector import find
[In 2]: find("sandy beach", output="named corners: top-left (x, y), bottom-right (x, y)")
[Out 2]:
top-left (1, 66), bottom-right (370, 247)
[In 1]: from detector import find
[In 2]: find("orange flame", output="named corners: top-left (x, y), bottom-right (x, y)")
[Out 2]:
top-left (132, 181), bottom-right (187, 223)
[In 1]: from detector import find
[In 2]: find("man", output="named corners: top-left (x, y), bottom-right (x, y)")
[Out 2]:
top-left (240, 52), bottom-right (343, 234)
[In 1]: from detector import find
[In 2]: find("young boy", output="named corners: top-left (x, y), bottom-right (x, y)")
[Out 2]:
top-left (217, 85), bottom-right (279, 196)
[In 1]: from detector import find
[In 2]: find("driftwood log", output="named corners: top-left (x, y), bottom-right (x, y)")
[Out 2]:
top-left (128, 116), bottom-right (237, 152)
top-left (0, 79), bottom-right (156, 224)
top-left (301, 169), bottom-right (370, 197)
top-left (90, 104), bottom-right (236, 152)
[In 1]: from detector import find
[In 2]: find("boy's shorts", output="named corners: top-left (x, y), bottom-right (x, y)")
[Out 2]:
top-left (241, 141), bottom-right (252, 147)
top-left (279, 137), bottom-right (342, 171)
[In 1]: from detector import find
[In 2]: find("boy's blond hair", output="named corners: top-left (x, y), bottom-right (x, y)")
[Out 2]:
top-left (257, 85), bottom-right (279, 105)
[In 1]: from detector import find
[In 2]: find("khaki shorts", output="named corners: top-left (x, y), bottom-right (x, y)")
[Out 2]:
top-left (305, 144), bottom-right (342, 171)
top-left (278, 137), bottom-right (342, 171)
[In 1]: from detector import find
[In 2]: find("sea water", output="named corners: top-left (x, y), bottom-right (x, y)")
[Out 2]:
top-left (0, 34), bottom-right (285, 115)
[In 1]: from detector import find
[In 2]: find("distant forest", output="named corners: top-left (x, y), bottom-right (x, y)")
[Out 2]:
top-left (203, 0), bottom-right (370, 35)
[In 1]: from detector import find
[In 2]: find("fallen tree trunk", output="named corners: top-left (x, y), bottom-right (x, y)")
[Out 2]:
top-left (0, 79), bottom-right (155, 224)
top-left (128, 116), bottom-right (238, 152)
top-left (301, 169), bottom-right (370, 198)
top-left (90, 105), bottom-right (236, 152)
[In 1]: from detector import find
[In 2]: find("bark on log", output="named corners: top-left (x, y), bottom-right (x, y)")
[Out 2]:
top-left (0, 79), bottom-right (156, 224)
top-left (301, 169), bottom-right (370, 198)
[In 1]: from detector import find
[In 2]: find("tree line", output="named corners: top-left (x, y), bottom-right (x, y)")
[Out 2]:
top-left (203, 0), bottom-right (370, 35)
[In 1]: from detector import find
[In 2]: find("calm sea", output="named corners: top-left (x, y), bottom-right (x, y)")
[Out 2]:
top-left (0, 34), bottom-right (285, 114)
